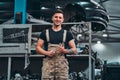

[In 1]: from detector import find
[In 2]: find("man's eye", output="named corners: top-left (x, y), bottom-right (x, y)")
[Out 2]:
top-left (59, 17), bottom-right (62, 19)
top-left (54, 16), bottom-right (62, 19)
top-left (55, 16), bottom-right (58, 18)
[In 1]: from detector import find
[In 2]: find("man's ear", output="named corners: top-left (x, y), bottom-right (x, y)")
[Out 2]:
top-left (62, 18), bottom-right (64, 22)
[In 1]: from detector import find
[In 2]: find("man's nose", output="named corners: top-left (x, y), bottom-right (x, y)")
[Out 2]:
top-left (56, 17), bottom-right (60, 20)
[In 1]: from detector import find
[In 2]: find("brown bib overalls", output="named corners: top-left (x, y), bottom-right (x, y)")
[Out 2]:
top-left (41, 30), bottom-right (69, 80)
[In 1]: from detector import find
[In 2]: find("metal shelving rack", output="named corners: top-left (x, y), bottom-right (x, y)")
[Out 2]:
top-left (0, 22), bottom-right (95, 80)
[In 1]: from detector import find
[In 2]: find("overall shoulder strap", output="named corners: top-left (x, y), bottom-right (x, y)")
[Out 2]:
top-left (63, 30), bottom-right (67, 42)
top-left (46, 29), bottom-right (50, 42)
top-left (46, 29), bottom-right (67, 42)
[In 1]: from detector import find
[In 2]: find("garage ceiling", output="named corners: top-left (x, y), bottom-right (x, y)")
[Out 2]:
top-left (0, 0), bottom-right (120, 43)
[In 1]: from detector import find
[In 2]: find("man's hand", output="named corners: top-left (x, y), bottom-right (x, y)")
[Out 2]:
top-left (56, 43), bottom-right (66, 54)
top-left (46, 50), bottom-right (55, 57)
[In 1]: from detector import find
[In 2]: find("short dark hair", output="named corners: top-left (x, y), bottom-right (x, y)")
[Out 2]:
top-left (53, 9), bottom-right (64, 15)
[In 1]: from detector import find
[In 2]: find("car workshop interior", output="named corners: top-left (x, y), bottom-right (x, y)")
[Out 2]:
top-left (0, 0), bottom-right (120, 80)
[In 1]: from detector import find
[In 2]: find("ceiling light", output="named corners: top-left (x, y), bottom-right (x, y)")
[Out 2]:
top-left (56, 6), bottom-right (61, 9)
top-left (97, 41), bottom-right (101, 44)
top-left (102, 33), bottom-right (108, 37)
top-left (41, 7), bottom-right (48, 10)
